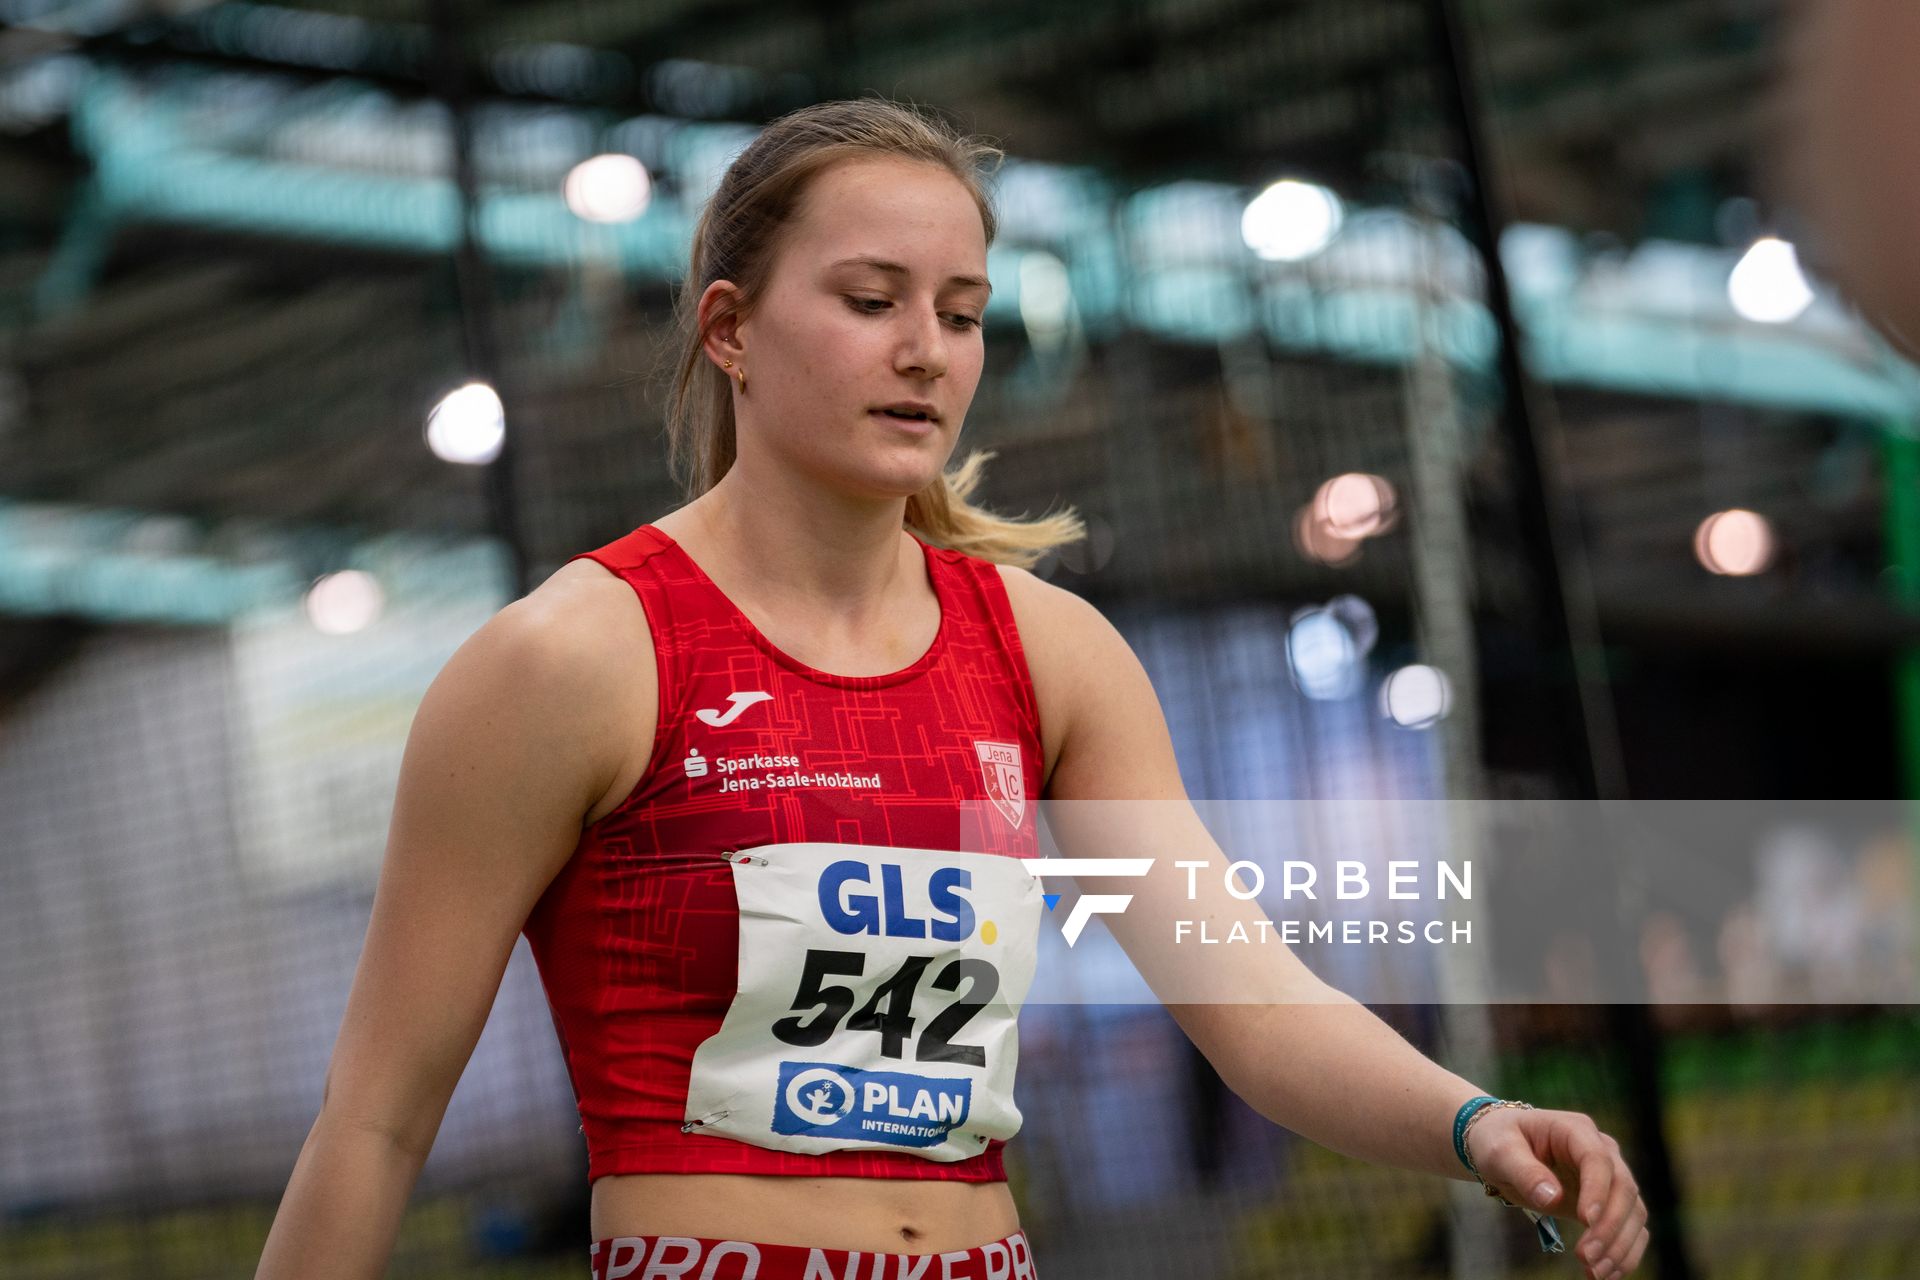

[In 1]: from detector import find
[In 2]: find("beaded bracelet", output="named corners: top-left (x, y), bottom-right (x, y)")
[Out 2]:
top-left (1452, 1095), bottom-right (1567, 1254)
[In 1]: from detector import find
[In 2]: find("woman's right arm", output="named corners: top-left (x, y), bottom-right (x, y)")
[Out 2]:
top-left (255, 573), bottom-right (649, 1279)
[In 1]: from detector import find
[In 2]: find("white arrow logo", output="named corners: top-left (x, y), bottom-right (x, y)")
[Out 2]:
top-left (1023, 858), bottom-right (1155, 946)
top-left (695, 690), bottom-right (773, 727)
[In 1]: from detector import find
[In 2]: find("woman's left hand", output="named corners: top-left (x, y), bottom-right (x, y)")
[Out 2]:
top-left (1465, 1105), bottom-right (1650, 1279)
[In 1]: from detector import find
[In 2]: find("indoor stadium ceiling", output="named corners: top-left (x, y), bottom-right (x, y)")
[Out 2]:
top-left (1, 0), bottom-right (1894, 659)
top-left (3, 0), bottom-right (1787, 230)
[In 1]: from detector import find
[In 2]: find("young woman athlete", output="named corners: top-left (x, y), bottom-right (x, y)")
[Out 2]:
top-left (256, 98), bottom-right (1650, 1280)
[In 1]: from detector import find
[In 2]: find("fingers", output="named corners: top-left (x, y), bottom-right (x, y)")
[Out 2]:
top-left (1582, 1134), bottom-right (1629, 1230)
top-left (1588, 1147), bottom-right (1641, 1240)
top-left (1623, 1224), bottom-right (1651, 1273)
top-left (1581, 1196), bottom-right (1648, 1277)
top-left (1566, 1125), bottom-right (1614, 1232)
top-left (1471, 1106), bottom-right (1650, 1277)
top-left (1572, 1128), bottom-right (1647, 1278)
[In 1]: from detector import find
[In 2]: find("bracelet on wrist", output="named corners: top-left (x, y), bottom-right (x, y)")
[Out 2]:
top-left (1450, 1094), bottom-right (1567, 1254)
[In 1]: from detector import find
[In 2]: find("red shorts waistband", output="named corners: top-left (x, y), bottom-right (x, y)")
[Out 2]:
top-left (589, 1227), bottom-right (1038, 1280)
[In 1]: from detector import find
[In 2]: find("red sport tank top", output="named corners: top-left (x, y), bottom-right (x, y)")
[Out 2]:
top-left (522, 523), bottom-right (1044, 1183)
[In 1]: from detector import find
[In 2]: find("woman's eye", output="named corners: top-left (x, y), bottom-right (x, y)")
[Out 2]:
top-left (844, 297), bottom-right (980, 331)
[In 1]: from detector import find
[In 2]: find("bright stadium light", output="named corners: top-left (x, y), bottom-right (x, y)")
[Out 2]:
top-left (1380, 664), bottom-right (1452, 729)
top-left (564, 153), bottom-right (653, 224)
top-left (1313, 472), bottom-right (1398, 540)
top-left (1018, 250), bottom-right (1072, 349)
top-left (1693, 508), bottom-right (1775, 576)
top-left (426, 382), bottom-right (505, 465)
top-left (1286, 596), bottom-right (1377, 700)
top-left (1241, 179), bottom-right (1344, 262)
top-left (1727, 237), bottom-right (1814, 324)
top-left (304, 569), bottom-right (384, 635)
top-left (1293, 504), bottom-right (1361, 567)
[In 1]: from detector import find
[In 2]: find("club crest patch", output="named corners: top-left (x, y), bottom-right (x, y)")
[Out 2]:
top-left (974, 740), bottom-right (1026, 828)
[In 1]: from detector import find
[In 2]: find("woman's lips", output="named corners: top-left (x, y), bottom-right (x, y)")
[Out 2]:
top-left (869, 409), bottom-right (937, 433)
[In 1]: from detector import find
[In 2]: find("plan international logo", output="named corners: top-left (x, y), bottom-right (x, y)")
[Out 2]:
top-left (771, 1061), bottom-right (971, 1149)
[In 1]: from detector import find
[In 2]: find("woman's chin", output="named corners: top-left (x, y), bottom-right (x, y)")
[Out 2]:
top-left (842, 451), bottom-right (953, 498)
top-left (846, 473), bottom-right (946, 504)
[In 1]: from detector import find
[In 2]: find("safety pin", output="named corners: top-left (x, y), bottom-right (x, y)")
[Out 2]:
top-left (681, 1108), bottom-right (733, 1133)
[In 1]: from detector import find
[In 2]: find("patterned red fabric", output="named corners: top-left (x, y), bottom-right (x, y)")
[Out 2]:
top-left (523, 524), bottom-right (1043, 1182)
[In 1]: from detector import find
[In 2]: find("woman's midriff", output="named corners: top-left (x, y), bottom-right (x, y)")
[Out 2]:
top-left (591, 1173), bottom-right (1022, 1254)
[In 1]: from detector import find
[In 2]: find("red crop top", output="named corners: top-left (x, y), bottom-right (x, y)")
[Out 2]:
top-left (521, 524), bottom-right (1044, 1182)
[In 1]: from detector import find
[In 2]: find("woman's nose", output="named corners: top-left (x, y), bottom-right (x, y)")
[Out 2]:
top-left (897, 312), bottom-right (947, 378)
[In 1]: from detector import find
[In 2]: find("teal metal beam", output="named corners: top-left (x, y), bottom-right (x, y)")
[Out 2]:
top-left (63, 62), bottom-right (1920, 422)
top-left (15, 63), bottom-right (1920, 631)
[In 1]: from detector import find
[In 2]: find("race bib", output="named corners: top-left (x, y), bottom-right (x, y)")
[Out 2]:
top-left (682, 842), bottom-right (1042, 1162)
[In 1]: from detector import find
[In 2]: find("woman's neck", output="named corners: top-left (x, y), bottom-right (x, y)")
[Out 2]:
top-left (664, 471), bottom-right (919, 619)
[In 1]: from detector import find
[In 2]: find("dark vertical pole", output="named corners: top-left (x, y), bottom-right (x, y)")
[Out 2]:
top-left (1423, 1), bottom-right (1693, 1277)
top-left (1421, 4), bottom-right (1622, 802)
top-left (1879, 429), bottom-right (1920, 962)
top-left (429, 0), bottom-right (531, 600)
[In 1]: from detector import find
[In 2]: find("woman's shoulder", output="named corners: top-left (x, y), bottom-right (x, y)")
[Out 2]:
top-left (990, 562), bottom-right (1114, 650)
top-left (476, 557), bottom-right (658, 727)
top-left (990, 564), bottom-right (1135, 772)
top-left (518, 556), bottom-right (658, 677)
top-left (494, 558), bottom-right (659, 819)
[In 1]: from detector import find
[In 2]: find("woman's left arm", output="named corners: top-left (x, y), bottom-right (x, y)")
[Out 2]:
top-left (1005, 567), bottom-right (1649, 1278)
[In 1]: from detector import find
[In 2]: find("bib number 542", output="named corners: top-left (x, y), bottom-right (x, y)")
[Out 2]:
top-left (770, 948), bottom-right (998, 1067)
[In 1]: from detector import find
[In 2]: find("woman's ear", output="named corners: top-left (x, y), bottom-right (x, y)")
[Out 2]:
top-left (697, 280), bottom-right (747, 365)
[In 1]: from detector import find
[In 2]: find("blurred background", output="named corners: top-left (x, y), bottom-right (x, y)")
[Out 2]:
top-left (1, 0), bottom-right (1916, 1276)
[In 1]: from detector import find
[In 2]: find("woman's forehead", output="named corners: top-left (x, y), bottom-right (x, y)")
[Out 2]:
top-left (789, 158), bottom-right (986, 261)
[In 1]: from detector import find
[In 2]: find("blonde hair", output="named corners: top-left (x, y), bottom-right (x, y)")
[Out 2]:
top-left (662, 96), bottom-right (1084, 569)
